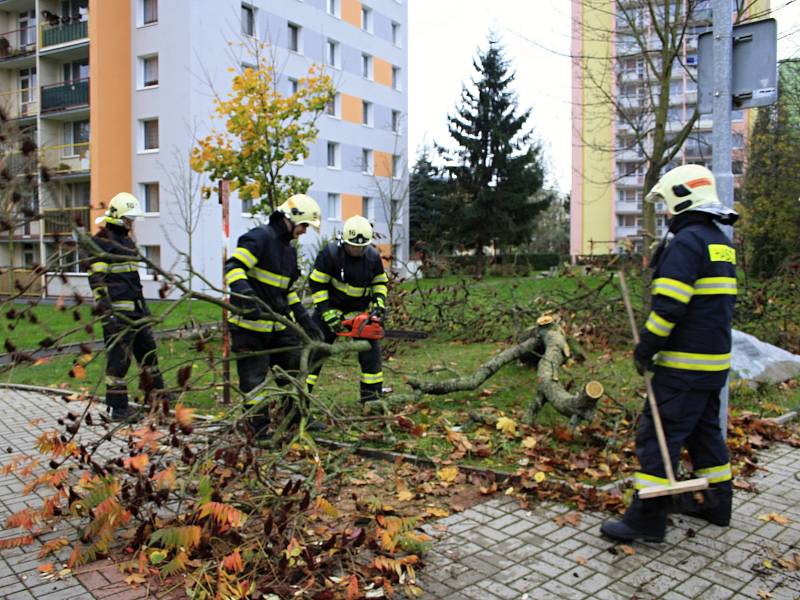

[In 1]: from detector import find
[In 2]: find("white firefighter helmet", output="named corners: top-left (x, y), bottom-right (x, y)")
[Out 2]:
top-left (95, 192), bottom-right (144, 225)
top-left (277, 194), bottom-right (321, 231)
top-left (342, 215), bottom-right (373, 246)
top-left (646, 164), bottom-right (738, 224)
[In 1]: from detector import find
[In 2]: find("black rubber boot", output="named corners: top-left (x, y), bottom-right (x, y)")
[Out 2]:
top-left (109, 405), bottom-right (143, 423)
top-left (360, 382), bottom-right (381, 403)
top-left (680, 481), bottom-right (732, 526)
top-left (601, 495), bottom-right (667, 543)
top-left (246, 412), bottom-right (271, 440)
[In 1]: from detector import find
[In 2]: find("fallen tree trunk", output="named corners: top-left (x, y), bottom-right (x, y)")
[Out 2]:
top-left (406, 317), bottom-right (602, 423)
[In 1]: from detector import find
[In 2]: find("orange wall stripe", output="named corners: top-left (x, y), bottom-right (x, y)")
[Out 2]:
top-left (341, 93), bottom-right (362, 124)
top-left (374, 57), bottom-right (393, 87)
top-left (89, 0), bottom-right (131, 232)
top-left (341, 0), bottom-right (361, 27)
top-left (374, 151), bottom-right (392, 178)
top-left (341, 194), bottom-right (362, 221)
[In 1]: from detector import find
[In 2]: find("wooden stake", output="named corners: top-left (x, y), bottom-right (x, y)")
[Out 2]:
top-left (618, 270), bottom-right (709, 499)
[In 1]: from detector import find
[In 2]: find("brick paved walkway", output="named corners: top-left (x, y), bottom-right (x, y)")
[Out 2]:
top-left (417, 443), bottom-right (800, 599)
top-left (0, 387), bottom-right (798, 599)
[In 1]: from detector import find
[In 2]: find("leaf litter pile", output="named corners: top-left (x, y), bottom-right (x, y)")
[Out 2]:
top-left (0, 384), bottom-right (797, 599)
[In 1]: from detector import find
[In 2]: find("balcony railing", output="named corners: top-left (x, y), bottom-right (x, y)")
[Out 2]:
top-left (0, 87), bottom-right (38, 119)
top-left (41, 78), bottom-right (89, 113)
top-left (0, 269), bottom-right (42, 297)
top-left (41, 142), bottom-right (90, 175)
top-left (0, 26), bottom-right (36, 60)
top-left (42, 206), bottom-right (90, 235)
top-left (41, 19), bottom-right (88, 49)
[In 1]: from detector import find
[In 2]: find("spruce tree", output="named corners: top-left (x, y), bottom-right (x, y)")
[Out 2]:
top-left (440, 35), bottom-right (547, 269)
top-left (409, 148), bottom-right (455, 254)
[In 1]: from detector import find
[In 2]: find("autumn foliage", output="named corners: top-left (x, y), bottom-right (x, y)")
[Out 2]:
top-left (190, 45), bottom-right (335, 214)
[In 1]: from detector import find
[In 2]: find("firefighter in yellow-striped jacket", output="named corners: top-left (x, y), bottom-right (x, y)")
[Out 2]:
top-left (87, 192), bottom-right (166, 422)
top-left (602, 165), bottom-right (738, 543)
top-left (307, 215), bottom-right (389, 403)
top-left (223, 194), bottom-right (323, 438)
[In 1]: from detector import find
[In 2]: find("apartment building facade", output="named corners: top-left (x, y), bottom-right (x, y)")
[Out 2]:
top-left (0, 0), bottom-right (408, 298)
top-left (570, 0), bottom-right (768, 257)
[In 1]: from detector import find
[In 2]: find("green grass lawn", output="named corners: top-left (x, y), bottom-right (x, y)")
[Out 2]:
top-left (0, 299), bottom-right (222, 351)
top-left (1, 274), bottom-right (797, 477)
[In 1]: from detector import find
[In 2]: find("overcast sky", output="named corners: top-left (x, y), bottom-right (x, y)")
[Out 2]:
top-left (408, 0), bottom-right (800, 193)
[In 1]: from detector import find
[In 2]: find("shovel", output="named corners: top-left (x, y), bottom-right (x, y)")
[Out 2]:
top-left (618, 270), bottom-right (709, 499)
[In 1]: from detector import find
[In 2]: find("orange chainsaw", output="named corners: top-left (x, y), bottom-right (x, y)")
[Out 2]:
top-left (336, 312), bottom-right (428, 340)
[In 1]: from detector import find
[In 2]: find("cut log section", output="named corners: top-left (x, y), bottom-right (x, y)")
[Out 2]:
top-left (406, 316), bottom-right (603, 423)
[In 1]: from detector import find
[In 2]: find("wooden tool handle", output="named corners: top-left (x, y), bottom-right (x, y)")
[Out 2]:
top-left (618, 270), bottom-right (676, 486)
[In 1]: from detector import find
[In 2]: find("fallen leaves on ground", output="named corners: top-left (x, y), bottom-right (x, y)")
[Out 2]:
top-left (758, 512), bottom-right (792, 525)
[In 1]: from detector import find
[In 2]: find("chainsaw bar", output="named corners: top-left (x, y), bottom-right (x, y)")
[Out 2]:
top-left (383, 329), bottom-right (429, 340)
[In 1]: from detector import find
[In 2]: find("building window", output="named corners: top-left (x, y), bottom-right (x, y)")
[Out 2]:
top-left (21, 243), bottom-right (36, 268)
top-left (362, 196), bottom-right (374, 220)
top-left (327, 142), bottom-right (339, 168)
top-left (361, 6), bottom-right (372, 32)
top-left (392, 154), bottom-right (401, 178)
top-left (66, 182), bottom-right (90, 207)
top-left (326, 93), bottom-right (339, 117)
top-left (361, 53), bottom-right (373, 79)
top-left (142, 119), bottom-right (159, 151)
top-left (142, 245), bottom-right (161, 276)
top-left (142, 0), bottom-right (157, 25)
top-left (19, 67), bottom-right (36, 116)
top-left (63, 120), bottom-right (89, 157)
top-left (391, 110), bottom-right (400, 133)
top-left (391, 66), bottom-right (400, 90)
top-left (390, 197), bottom-right (403, 224)
top-left (327, 193), bottom-right (340, 220)
top-left (327, 0), bottom-right (339, 17)
top-left (326, 39), bottom-right (340, 68)
top-left (391, 22), bottom-right (401, 46)
top-left (732, 160), bottom-right (744, 175)
top-left (288, 23), bottom-right (301, 53)
top-left (288, 77), bottom-right (299, 95)
top-left (141, 55), bottom-right (158, 87)
top-left (143, 182), bottom-right (160, 213)
top-left (241, 4), bottom-right (255, 36)
top-left (362, 100), bottom-right (372, 126)
top-left (361, 148), bottom-right (373, 174)
top-left (732, 133), bottom-right (744, 149)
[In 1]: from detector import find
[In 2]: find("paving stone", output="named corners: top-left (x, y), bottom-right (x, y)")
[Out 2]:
top-left (491, 562), bottom-right (532, 586)
top-left (674, 575), bottom-right (712, 598)
top-left (589, 583), bottom-right (639, 600)
top-left (555, 564), bottom-right (595, 587)
top-left (487, 513), bottom-right (520, 531)
top-left (476, 579), bottom-right (519, 600)
top-left (541, 578), bottom-right (590, 599)
top-left (508, 571), bottom-right (548, 593)
top-left (500, 519), bottom-right (535, 538)
top-left (448, 519), bottom-right (481, 535)
top-left (5, 591), bottom-right (36, 600)
top-left (574, 571), bottom-right (613, 595)
top-left (701, 583), bottom-right (739, 600)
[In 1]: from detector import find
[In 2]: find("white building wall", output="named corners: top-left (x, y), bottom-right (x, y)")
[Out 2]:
top-left (128, 0), bottom-right (408, 299)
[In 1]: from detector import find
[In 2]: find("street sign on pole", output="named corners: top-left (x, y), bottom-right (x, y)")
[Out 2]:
top-left (698, 18), bottom-right (778, 114)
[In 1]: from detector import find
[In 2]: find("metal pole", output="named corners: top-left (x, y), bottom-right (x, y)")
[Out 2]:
top-left (219, 180), bottom-right (231, 405)
top-left (711, 0), bottom-right (733, 440)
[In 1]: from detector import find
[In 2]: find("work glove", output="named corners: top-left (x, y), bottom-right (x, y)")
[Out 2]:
top-left (322, 309), bottom-right (342, 332)
top-left (240, 297), bottom-right (264, 322)
top-left (633, 347), bottom-right (653, 376)
top-left (369, 305), bottom-right (386, 326)
top-left (298, 314), bottom-right (324, 341)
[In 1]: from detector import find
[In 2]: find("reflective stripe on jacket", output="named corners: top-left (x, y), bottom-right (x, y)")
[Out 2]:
top-left (308, 241), bottom-right (387, 314)
top-left (637, 212), bottom-right (737, 389)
